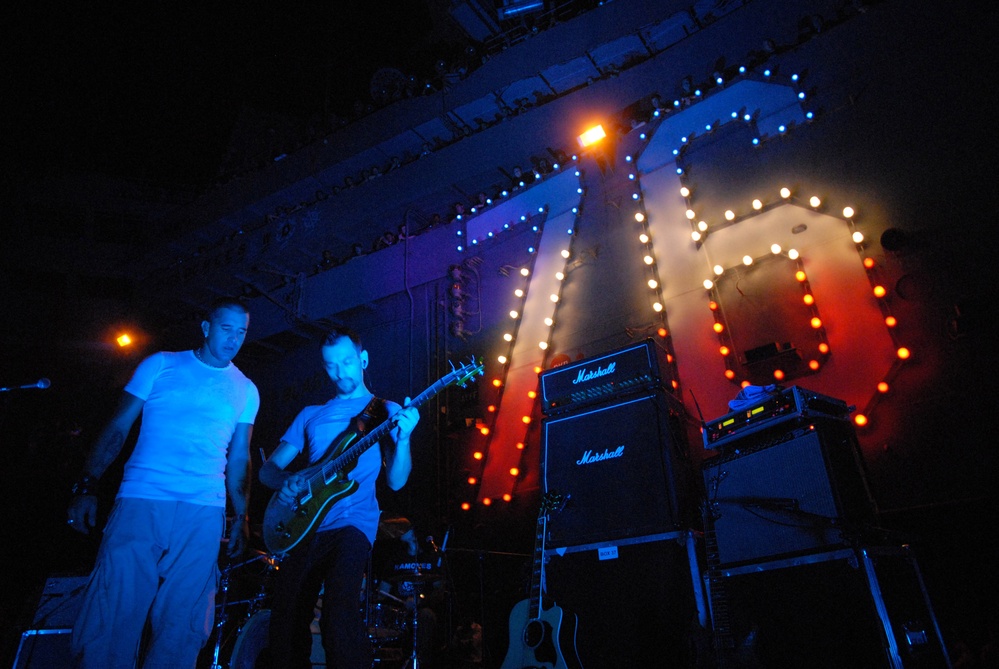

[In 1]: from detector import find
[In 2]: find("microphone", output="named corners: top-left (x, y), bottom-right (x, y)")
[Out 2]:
top-left (0, 378), bottom-right (51, 392)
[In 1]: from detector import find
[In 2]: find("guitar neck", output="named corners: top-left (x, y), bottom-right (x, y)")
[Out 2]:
top-left (528, 508), bottom-right (547, 619)
top-left (316, 364), bottom-right (481, 484)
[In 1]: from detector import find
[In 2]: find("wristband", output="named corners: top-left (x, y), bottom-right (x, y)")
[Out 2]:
top-left (71, 475), bottom-right (99, 497)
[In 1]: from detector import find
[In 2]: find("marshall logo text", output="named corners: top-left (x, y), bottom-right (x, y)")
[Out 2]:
top-left (576, 446), bottom-right (625, 465)
top-left (571, 362), bottom-right (616, 385)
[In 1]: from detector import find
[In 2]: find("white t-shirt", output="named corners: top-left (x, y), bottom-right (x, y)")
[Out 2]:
top-left (118, 350), bottom-right (260, 507)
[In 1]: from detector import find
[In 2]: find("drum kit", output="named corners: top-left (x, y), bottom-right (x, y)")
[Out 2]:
top-left (198, 551), bottom-right (439, 669)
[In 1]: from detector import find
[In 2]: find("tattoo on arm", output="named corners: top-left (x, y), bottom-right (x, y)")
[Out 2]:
top-left (85, 427), bottom-right (126, 479)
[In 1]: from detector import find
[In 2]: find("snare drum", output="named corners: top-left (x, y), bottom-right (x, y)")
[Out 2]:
top-left (368, 602), bottom-right (408, 642)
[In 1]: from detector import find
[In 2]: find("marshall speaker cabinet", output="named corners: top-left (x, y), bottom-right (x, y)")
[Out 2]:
top-left (541, 389), bottom-right (692, 547)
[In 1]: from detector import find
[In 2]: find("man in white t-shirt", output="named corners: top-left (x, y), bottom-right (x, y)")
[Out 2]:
top-left (66, 298), bottom-right (260, 669)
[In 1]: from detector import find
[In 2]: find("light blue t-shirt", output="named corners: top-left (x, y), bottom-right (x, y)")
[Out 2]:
top-left (118, 350), bottom-right (260, 507)
top-left (280, 393), bottom-right (400, 545)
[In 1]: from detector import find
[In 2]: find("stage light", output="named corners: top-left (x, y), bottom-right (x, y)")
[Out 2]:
top-left (810, 317), bottom-right (823, 329)
top-left (771, 244), bottom-right (782, 254)
top-left (725, 210), bottom-right (736, 221)
top-left (648, 279), bottom-right (658, 289)
top-left (719, 346), bottom-right (730, 356)
top-left (635, 212), bottom-right (645, 222)
top-left (639, 233), bottom-right (649, 243)
top-left (473, 451), bottom-right (483, 460)
top-left (577, 124), bottom-right (607, 148)
top-left (854, 414), bottom-right (869, 427)
top-left (713, 322), bottom-right (724, 333)
top-left (467, 477), bottom-right (476, 485)
top-left (516, 442), bottom-right (525, 449)
top-left (509, 468), bottom-right (519, 476)
top-left (878, 382), bottom-right (889, 393)
top-left (644, 255), bottom-right (654, 265)
top-left (752, 199), bottom-right (763, 210)
top-left (803, 294), bottom-right (814, 305)
top-left (503, 333), bottom-right (513, 341)
top-left (686, 209), bottom-right (696, 220)
top-left (697, 221), bottom-right (708, 232)
top-left (653, 302), bottom-right (663, 312)
top-left (788, 249), bottom-right (800, 260)
top-left (885, 316), bottom-right (897, 327)
top-left (713, 265), bottom-right (724, 275)
top-left (780, 187), bottom-right (792, 198)
top-left (498, 355), bottom-right (508, 364)
top-left (116, 333), bottom-right (133, 347)
top-left (873, 285), bottom-right (887, 298)
top-left (853, 231), bottom-right (865, 243)
top-left (843, 207), bottom-right (855, 218)
top-left (479, 426), bottom-right (489, 435)
top-left (503, 494), bottom-right (512, 502)
top-left (897, 347), bottom-right (911, 359)
top-left (461, 503), bottom-right (471, 511)
top-left (482, 498), bottom-right (492, 506)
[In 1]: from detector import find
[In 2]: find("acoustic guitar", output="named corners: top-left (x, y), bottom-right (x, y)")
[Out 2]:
top-left (500, 493), bottom-right (584, 669)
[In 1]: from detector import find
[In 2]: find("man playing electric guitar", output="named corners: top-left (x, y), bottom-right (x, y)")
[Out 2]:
top-left (259, 326), bottom-right (419, 669)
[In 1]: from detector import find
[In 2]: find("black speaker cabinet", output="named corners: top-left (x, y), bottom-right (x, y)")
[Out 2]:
top-left (707, 546), bottom-right (950, 669)
top-left (702, 419), bottom-right (873, 567)
top-left (12, 576), bottom-right (88, 668)
top-left (12, 629), bottom-right (74, 669)
top-left (545, 534), bottom-right (705, 669)
top-left (541, 390), bottom-right (692, 547)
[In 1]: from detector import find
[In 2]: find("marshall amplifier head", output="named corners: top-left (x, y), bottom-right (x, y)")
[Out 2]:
top-left (541, 390), bottom-right (692, 547)
top-left (539, 339), bottom-right (674, 415)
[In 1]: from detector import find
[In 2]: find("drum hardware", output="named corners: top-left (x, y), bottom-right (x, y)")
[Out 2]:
top-left (205, 552), bottom-right (279, 669)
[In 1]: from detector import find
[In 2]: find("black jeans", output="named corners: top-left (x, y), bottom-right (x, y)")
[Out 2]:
top-left (267, 526), bottom-right (372, 669)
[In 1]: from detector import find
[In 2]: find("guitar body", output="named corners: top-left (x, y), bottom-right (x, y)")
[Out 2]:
top-left (500, 599), bottom-right (584, 669)
top-left (262, 428), bottom-right (366, 555)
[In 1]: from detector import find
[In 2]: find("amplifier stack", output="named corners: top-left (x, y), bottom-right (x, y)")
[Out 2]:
top-left (538, 340), bottom-right (704, 667)
top-left (700, 386), bottom-right (950, 668)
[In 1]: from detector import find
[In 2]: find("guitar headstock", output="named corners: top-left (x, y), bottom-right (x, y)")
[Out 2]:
top-left (450, 357), bottom-right (484, 388)
top-left (540, 491), bottom-right (568, 517)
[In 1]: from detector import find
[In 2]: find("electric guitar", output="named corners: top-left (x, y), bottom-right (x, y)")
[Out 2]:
top-left (262, 359), bottom-right (483, 555)
top-left (500, 493), bottom-right (584, 669)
